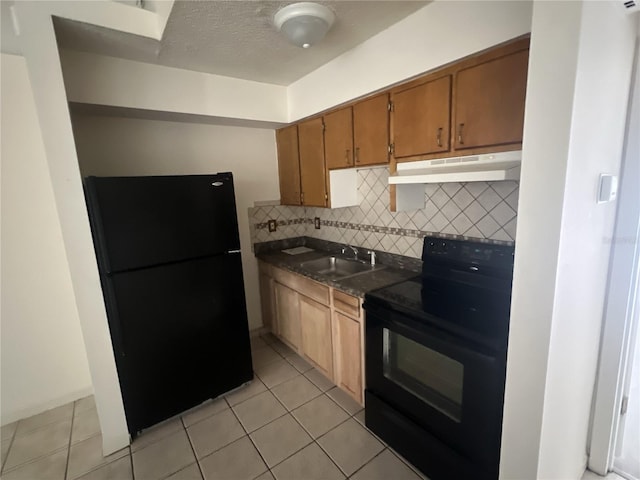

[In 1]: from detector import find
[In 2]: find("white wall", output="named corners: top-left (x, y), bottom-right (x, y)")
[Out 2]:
top-left (287, 0), bottom-right (533, 120)
top-left (0, 54), bottom-right (93, 425)
top-left (70, 113), bottom-right (280, 330)
top-left (60, 50), bottom-right (288, 124)
top-left (13, 3), bottom-right (129, 454)
top-left (537, 3), bottom-right (636, 478)
top-left (501, 2), bottom-right (637, 479)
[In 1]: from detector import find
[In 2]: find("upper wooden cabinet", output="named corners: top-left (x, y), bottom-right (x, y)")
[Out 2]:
top-left (275, 125), bottom-right (301, 206)
top-left (324, 107), bottom-right (354, 170)
top-left (274, 37), bottom-right (529, 209)
top-left (454, 48), bottom-right (529, 150)
top-left (353, 93), bottom-right (390, 167)
top-left (325, 95), bottom-right (390, 169)
top-left (298, 118), bottom-right (328, 207)
top-left (391, 76), bottom-right (451, 159)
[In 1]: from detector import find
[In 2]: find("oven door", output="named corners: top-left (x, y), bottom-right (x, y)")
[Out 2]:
top-left (365, 301), bottom-right (506, 469)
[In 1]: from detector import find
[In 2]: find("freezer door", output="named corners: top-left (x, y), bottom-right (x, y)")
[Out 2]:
top-left (106, 252), bottom-right (253, 434)
top-left (85, 173), bottom-right (240, 273)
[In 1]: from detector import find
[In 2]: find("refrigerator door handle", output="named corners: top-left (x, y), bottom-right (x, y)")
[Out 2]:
top-left (227, 249), bottom-right (241, 254)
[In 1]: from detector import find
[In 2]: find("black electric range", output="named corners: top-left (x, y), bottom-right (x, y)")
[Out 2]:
top-left (363, 236), bottom-right (515, 480)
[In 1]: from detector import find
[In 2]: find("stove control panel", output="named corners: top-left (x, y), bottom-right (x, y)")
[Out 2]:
top-left (423, 237), bottom-right (514, 271)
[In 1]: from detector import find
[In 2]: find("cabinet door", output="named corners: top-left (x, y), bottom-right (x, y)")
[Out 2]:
top-left (353, 93), bottom-right (389, 166)
top-left (324, 107), bottom-right (354, 170)
top-left (392, 75), bottom-right (451, 159)
top-left (333, 312), bottom-right (363, 404)
top-left (276, 125), bottom-right (302, 206)
top-left (259, 270), bottom-right (275, 334)
top-left (454, 49), bottom-right (528, 150)
top-left (300, 295), bottom-right (333, 378)
top-left (298, 118), bottom-right (328, 207)
top-left (274, 282), bottom-right (300, 351)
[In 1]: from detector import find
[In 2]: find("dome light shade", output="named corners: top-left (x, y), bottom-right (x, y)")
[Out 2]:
top-left (274, 2), bottom-right (335, 48)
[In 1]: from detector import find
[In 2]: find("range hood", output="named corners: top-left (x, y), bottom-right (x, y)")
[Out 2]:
top-left (389, 150), bottom-right (522, 185)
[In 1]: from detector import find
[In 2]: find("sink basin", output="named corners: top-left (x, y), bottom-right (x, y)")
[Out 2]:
top-left (299, 256), bottom-right (383, 279)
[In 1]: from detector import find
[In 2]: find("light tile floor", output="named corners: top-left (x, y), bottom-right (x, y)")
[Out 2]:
top-left (0, 332), bottom-right (425, 480)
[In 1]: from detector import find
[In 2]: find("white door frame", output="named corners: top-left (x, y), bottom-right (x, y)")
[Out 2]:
top-left (588, 36), bottom-right (640, 475)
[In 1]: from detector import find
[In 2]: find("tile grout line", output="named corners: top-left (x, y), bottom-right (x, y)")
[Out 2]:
top-left (305, 415), bottom-right (355, 478)
top-left (0, 421), bottom-right (19, 475)
top-left (63, 401), bottom-right (76, 480)
top-left (257, 362), bottom-right (359, 477)
top-left (226, 395), bottom-right (273, 479)
top-left (256, 336), bottom-right (394, 479)
top-left (129, 444), bottom-right (135, 480)
top-left (235, 363), bottom-right (339, 477)
top-left (346, 446), bottom-right (388, 479)
top-left (179, 415), bottom-right (205, 480)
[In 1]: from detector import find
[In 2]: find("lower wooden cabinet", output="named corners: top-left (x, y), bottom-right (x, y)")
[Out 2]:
top-left (274, 282), bottom-right (301, 350)
top-left (262, 265), bottom-right (364, 405)
top-left (300, 296), bottom-right (333, 378)
top-left (258, 263), bottom-right (276, 334)
top-left (332, 311), bottom-right (363, 404)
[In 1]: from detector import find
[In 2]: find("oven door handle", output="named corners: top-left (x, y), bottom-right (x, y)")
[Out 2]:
top-left (366, 304), bottom-right (501, 361)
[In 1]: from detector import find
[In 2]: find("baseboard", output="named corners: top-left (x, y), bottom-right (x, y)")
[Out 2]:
top-left (1, 385), bottom-right (94, 426)
top-left (249, 326), bottom-right (270, 338)
top-left (102, 430), bottom-right (131, 456)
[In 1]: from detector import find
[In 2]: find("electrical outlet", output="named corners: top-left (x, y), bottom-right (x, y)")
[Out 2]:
top-left (268, 219), bottom-right (277, 232)
top-left (314, 217), bottom-right (321, 229)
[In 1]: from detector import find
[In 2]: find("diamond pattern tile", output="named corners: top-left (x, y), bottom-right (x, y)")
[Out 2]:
top-left (476, 214), bottom-right (501, 238)
top-left (450, 213), bottom-right (473, 235)
top-left (490, 180), bottom-right (518, 198)
top-left (250, 167), bottom-right (518, 251)
top-left (441, 182), bottom-right (462, 198)
top-left (489, 202), bottom-right (516, 226)
top-left (452, 186), bottom-right (475, 210)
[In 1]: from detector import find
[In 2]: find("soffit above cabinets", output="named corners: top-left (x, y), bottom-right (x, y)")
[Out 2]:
top-left (51, 1), bottom-right (429, 86)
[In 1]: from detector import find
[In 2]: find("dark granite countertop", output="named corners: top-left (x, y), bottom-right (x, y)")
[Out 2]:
top-left (256, 239), bottom-right (419, 298)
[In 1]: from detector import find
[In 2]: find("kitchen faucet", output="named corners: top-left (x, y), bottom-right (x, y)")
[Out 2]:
top-left (341, 244), bottom-right (358, 260)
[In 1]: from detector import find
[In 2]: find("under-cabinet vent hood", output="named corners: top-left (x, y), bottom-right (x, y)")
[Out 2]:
top-left (389, 151), bottom-right (522, 185)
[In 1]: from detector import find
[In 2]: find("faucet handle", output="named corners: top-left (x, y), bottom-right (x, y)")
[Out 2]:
top-left (367, 250), bottom-right (376, 266)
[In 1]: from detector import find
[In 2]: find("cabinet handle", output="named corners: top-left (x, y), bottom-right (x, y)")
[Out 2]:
top-left (355, 147), bottom-right (360, 163)
top-left (436, 128), bottom-right (443, 147)
top-left (457, 123), bottom-right (465, 145)
top-left (345, 149), bottom-right (351, 164)
top-left (300, 192), bottom-right (304, 204)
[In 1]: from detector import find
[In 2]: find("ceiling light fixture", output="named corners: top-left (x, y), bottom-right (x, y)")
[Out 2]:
top-left (274, 2), bottom-right (335, 49)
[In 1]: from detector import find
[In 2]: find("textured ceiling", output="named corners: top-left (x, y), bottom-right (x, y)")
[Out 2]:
top-left (54, 1), bottom-right (429, 86)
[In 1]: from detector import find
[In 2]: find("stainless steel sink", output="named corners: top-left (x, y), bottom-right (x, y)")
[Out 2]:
top-left (299, 256), bottom-right (384, 279)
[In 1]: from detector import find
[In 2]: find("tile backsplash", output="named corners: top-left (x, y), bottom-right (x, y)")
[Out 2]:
top-left (249, 167), bottom-right (518, 259)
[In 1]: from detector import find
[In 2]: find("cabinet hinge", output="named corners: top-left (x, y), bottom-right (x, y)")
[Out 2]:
top-left (621, 395), bottom-right (629, 416)
top-left (388, 143), bottom-right (395, 155)
top-left (388, 101), bottom-right (394, 112)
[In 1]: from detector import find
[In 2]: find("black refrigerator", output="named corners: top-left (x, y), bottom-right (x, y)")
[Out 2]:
top-left (84, 172), bottom-right (253, 436)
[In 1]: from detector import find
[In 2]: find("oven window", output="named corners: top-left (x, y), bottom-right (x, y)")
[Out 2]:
top-left (383, 328), bottom-right (463, 422)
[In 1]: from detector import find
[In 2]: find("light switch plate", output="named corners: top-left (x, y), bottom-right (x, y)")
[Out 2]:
top-left (598, 174), bottom-right (618, 203)
top-left (268, 219), bottom-right (277, 232)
